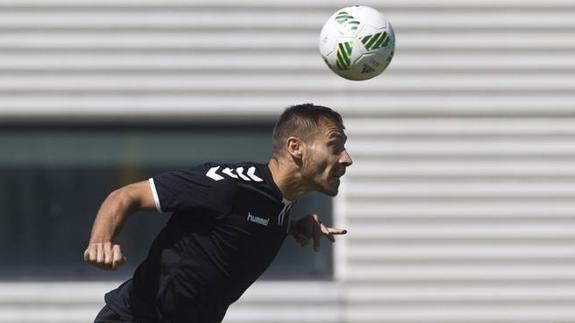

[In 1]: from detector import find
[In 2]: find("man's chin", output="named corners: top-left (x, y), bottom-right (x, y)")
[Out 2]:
top-left (317, 189), bottom-right (338, 197)
top-left (326, 189), bottom-right (338, 197)
top-left (322, 182), bottom-right (340, 196)
top-left (312, 177), bottom-right (341, 196)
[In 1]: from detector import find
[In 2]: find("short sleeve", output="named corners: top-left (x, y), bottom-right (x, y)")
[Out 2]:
top-left (149, 164), bottom-right (235, 215)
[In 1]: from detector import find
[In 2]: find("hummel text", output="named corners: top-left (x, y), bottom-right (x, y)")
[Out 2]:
top-left (247, 212), bottom-right (269, 226)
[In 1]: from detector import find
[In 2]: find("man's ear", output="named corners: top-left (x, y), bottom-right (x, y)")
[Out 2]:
top-left (286, 136), bottom-right (304, 161)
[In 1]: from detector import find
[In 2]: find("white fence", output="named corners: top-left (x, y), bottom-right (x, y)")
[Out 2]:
top-left (1, 0), bottom-right (575, 322)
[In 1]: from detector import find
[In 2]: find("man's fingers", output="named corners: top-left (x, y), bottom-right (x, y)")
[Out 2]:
top-left (83, 243), bottom-right (126, 271)
top-left (321, 225), bottom-right (348, 243)
top-left (292, 214), bottom-right (348, 250)
top-left (83, 248), bottom-right (90, 262)
top-left (96, 243), bottom-right (104, 263)
top-left (103, 242), bottom-right (113, 265)
top-left (112, 244), bottom-right (122, 262)
top-left (112, 244), bottom-right (126, 269)
top-left (319, 224), bottom-right (335, 242)
top-left (327, 227), bottom-right (347, 235)
top-left (85, 245), bottom-right (96, 262)
top-left (88, 244), bottom-right (97, 262)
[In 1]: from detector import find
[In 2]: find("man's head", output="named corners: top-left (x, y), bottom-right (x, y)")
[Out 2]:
top-left (272, 103), bottom-right (353, 196)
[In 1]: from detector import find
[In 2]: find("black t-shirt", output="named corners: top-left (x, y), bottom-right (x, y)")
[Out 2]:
top-left (104, 162), bottom-right (293, 323)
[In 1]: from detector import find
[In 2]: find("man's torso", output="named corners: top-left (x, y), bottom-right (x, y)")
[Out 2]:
top-left (105, 162), bottom-right (292, 322)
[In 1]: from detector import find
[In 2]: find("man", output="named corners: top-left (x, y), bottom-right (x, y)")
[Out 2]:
top-left (84, 103), bottom-right (353, 323)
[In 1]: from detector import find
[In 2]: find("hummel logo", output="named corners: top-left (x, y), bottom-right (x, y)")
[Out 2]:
top-left (247, 212), bottom-right (269, 226)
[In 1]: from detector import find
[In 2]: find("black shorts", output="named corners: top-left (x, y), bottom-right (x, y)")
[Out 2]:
top-left (94, 305), bottom-right (130, 323)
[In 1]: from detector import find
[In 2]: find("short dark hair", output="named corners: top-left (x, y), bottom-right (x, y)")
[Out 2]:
top-left (272, 103), bottom-right (344, 156)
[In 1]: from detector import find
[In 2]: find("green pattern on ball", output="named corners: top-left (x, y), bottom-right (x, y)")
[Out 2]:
top-left (361, 31), bottom-right (390, 51)
top-left (335, 11), bottom-right (360, 33)
top-left (336, 40), bottom-right (354, 70)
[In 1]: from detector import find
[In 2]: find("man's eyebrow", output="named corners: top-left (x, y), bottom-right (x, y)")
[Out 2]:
top-left (328, 132), bottom-right (347, 141)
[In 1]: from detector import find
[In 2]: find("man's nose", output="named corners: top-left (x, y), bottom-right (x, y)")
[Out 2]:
top-left (341, 150), bottom-right (353, 166)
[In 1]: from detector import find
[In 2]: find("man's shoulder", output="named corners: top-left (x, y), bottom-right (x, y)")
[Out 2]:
top-left (195, 161), bottom-right (281, 207)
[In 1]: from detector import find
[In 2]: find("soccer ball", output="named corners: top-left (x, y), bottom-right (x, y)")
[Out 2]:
top-left (319, 6), bottom-right (395, 81)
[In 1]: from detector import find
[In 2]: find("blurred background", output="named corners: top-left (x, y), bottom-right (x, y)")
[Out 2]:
top-left (1, 0), bottom-right (575, 322)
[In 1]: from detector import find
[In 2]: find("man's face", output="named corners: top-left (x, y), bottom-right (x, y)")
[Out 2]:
top-left (300, 119), bottom-right (353, 196)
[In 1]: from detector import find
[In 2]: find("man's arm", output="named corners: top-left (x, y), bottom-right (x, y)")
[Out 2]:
top-left (83, 180), bottom-right (157, 270)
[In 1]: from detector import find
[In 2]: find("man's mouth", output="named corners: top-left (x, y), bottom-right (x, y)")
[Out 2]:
top-left (332, 169), bottom-right (345, 178)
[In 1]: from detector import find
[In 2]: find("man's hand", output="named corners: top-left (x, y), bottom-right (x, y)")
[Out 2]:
top-left (83, 242), bottom-right (126, 271)
top-left (289, 214), bottom-right (347, 252)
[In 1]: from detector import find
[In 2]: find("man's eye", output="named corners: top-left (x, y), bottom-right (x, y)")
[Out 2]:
top-left (332, 144), bottom-right (344, 153)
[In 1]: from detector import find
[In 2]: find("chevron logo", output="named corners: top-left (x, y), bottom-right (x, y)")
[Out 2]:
top-left (206, 166), bottom-right (263, 182)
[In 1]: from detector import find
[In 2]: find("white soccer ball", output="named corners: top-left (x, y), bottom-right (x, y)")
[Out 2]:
top-left (319, 6), bottom-right (395, 81)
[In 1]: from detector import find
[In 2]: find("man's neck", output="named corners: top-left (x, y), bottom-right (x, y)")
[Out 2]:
top-left (267, 158), bottom-right (310, 202)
